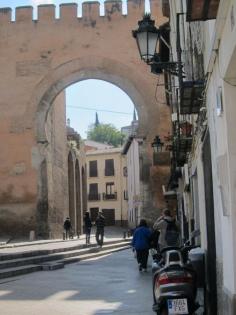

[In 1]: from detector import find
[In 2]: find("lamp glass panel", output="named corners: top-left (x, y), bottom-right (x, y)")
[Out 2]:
top-left (147, 32), bottom-right (158, 61)
top-left (153, 146), bottom-right (158, 153)
top-left (136, 31), bottom-right (148, 61)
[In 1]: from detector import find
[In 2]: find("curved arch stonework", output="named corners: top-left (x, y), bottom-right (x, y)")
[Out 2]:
top-left (29, 56), bottom-right (152, 143)
top-left (0, 0), bottom-right (171, 237)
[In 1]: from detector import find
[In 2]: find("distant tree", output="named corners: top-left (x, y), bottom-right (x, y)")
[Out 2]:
top-left (87, 123), bottom-right (125, 147)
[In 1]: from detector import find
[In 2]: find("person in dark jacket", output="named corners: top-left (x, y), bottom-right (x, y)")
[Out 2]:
top-left (84, 211), bottom-right (92, 245)
top-left (63, 217), bottom-right (72, 240)
top-left (132, 219), bottom-right (151, 272)
top-left (95, 211), bottom-right (105, 246)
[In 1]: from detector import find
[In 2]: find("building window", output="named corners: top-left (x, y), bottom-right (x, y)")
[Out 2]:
top-left (89, 160), bottom-right (98, 177)
top-left (105, 159), bottom-right (115, 176)
top-left (88, 183), bottom-right (100, 201)
top-left (124, 190), bottom-right (128, 200)
top-left (106, 182), bottom-right (115, 195)
top-left (103, 182), bottom-right (117, 200)
top-left (123, 166), bottom-right (128, 177)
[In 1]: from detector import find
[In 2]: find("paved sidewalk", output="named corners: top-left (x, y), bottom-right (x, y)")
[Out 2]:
top-left (0, 226), bottom-right (130, 254)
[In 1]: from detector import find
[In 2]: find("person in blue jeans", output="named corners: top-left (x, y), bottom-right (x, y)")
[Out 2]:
top-left (132, 219), bottom-right (151, 272)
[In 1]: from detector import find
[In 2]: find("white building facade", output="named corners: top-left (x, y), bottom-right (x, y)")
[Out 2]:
top-left (161, 1), bottom-right (236, 314)
top-left (122, 136), bottom-right (143, 228)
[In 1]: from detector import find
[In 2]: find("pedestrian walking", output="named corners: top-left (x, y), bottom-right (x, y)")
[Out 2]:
top-left (153, 208), bottom-right (179, 249)
top-left (63, 217), bottom-right (72, 240)
top-left (95, 211), bottom-right (105, 246)
top-left (84, 211), bottom-right (92, 245)
top-left (132, 219), bottom-right (151, 272)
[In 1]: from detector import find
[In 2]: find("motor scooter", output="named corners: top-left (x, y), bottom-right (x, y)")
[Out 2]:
top-left (152, 246), bottom-right (199, 315)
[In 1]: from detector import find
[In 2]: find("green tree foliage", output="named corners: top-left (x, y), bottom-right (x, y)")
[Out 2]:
top-left (87, 123), bottom-right (125, 147)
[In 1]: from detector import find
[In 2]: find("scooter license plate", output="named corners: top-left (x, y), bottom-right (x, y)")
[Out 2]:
top-left (167, 298), bottom-right (188, 314)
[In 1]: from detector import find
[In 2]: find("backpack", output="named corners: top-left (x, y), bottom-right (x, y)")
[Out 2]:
top-left (149, 229), bottom-right (160, 249)
top-left (164, 219), bottom-right (179, 246)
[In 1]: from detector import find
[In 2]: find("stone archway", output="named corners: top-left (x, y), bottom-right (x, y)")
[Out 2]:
top-left (28, 56), bottom-right (153, 144)
top-left (37, 159), bottom-right (49, 237)
top-left (0, 0), bottom-right (171, 237)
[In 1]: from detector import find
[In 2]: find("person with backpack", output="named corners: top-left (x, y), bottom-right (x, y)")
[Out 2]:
top-left (153, 208), bottom-right (179, 249)
top-left (84, 211), bottom-right (92, 245)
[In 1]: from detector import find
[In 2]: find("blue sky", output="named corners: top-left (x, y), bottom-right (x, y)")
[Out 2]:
top-left (1, 0), bottom-right (139, 139)
top-left (66, 80), bottom-right (135, 139)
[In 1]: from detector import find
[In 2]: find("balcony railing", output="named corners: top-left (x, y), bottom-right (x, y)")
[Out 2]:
top-left (88, 193), bottom-right (101, 201)
top-left (180, 80), bottom-right (205, 114)
top-left (186, 0), bottom-right (220, 22)
top-left (103, 192), bottom-right (117, 200)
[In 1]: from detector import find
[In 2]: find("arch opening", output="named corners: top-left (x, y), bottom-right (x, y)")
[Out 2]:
top-left (29, 57), bottom-right (152, 144)
top-left (31, 56), bottom-right (157, 238)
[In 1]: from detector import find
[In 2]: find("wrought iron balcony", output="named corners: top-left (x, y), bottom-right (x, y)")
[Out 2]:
top-left (88, 193), bottom-right (101, 201)
top-left (103, 192), bottom-right (117, 201)
top-left (186, 0), bottom-right (220, 22)
top-left (177, 136), bottom-right (193, 152)
top-left (180, 80), bottom-right (205, 115)
top-left (170, 135), bottom-right (193, 167)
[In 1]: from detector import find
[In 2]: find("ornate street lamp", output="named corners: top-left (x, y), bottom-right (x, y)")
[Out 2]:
top-left (151, 135), bottom-right (164, 153)
top-left (132, 14), bottom-right (179, 75)
top-left (132, 14), bottom-right (159, 64)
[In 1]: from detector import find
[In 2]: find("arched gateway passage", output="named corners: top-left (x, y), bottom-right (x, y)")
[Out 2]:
top-left (0, 1), bottom-right (170, 237)
top-left (31, 57), bottom-right (150, 143)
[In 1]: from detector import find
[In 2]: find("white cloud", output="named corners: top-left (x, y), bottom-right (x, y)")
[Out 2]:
top-left (30, 0), bottom-right (55, 5)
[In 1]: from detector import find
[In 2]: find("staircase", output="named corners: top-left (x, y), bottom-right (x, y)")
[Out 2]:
top-left (0, 239), bottom-right (131, 279)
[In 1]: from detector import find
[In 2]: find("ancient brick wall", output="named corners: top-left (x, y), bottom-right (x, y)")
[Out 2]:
top-left (0, 0), bottom-right (171, 237)
top-left (44, 92), bottom-right (68, 238)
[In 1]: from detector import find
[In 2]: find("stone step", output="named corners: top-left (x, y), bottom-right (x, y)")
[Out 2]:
top-left (0, 243), bottom-right (130, 279)
top-left (0, 265), bottom-right (42, 280)
top-left (0, 242), bottom-right (131, 275)
top-left (41, 262), bottom-right (65, 271)
top-left (61, 245), bottom-right (131, 265)
top-left (0, 239), bottom-right (129, 261)
top-left (0, 242), bottom-right (129, 269)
